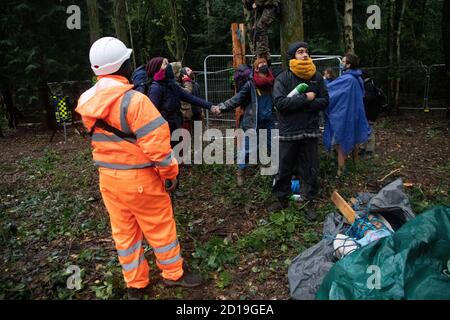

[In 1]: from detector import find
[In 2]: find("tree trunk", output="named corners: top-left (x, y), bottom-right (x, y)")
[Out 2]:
top-left (2, 87), bottom-right (20, 129)
top-left (243, 3), bottom-right (254, 56)
top-left (387, 0), bottom-right (394, 112)
top-left (388, 0), bottom-right (408, 114)
top-left (86, 0), bottom-right (101, 44)
top-left (124, 1), bottom-right (136, 69)
top-left (166, 0), bottom-right (186, 62)
top-left (114, 0), bottom-right (130, 46)
top-left (333, 0), bottom-right (343, 52)
top-left (443, 0), bottom-right (450, 119)
top-left (394, 0), bottom-right (407, 113)
top-left (37, 83), bottom-right (55, 131)
top-left (137, 0), bottom-right (151, 66)
top-left (206, 0), bottom-right (212, 51)
top-left (343, 0), bottom-right (354, 54)
top-left (280, 0), bottom-right (304, 67)
top-left (410, 0), bottom-right (427, 52)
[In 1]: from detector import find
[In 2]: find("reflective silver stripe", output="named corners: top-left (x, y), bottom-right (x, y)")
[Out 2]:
top-left (122, 253), bottom-right (146, 272)
top-left (92, 133), bottom-right (136, 143)
top-left (158, 254), bottom-right (182, 265)
top-left (117, 240), bottom-right (142, 257)
top-left (95, 161), bottom-right (155, 170)
top-left (157, 152), bottom-right (174, 167)
top-left (153, 239), bottom-right (179, 254)
top-left (120, 90), bottom-right (136, 135)
top-left (135, 116), bottom-right (167, 139)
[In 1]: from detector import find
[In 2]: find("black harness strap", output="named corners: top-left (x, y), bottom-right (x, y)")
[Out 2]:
top-left (89, 119), bottom-right (137, 140)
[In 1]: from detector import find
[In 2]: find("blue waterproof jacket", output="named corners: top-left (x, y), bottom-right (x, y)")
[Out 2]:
top-left (219, 80), bottom-right (274, 130)
top-left (323, 69), bottom-right (371, 154)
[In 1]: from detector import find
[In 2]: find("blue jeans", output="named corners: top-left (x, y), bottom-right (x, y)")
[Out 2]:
top-left (238, 119), bottom-right (273, 169)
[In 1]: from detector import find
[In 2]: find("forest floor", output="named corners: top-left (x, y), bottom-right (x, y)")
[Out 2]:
top-left (0, 111), bottom-right (449, 300)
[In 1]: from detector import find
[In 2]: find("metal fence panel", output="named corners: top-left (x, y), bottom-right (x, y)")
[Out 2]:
top-left (361, 66), bottom-right (428, 110)
top-left (427, 64), bottom-right (447, 110)
top-left (201, 55), bottom-right (342, 133)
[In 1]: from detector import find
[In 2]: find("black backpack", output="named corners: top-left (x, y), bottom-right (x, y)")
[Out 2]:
top-left (131, 65), bottom-right (150, 94)
top-left (363, 77), bottom-right (386, 121)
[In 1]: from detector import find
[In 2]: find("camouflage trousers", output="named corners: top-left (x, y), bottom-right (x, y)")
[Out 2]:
top-left (254, 6), bottom-right (277, 61)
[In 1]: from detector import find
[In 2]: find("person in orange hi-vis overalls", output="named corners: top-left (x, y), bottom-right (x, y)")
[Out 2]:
top-left (75, 37), bottom-right (202, 300)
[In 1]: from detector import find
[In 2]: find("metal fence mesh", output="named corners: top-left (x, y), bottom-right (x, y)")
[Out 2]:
top-left (193, 59), bottom-right (447, 135)
top-left (198, 55), bottom-right (342, 132)
top-left (361, 64), bottom-right (447, 110)
top-left (427, 64), bottom-right (447, 110)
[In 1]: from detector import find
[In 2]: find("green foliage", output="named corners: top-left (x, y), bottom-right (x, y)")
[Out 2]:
top-left (192, 236), bottom-right (237, 271)
top-left (216, 271), bottom-right (233, 289)
top-left (237, 207), bottom-right (307, 252)
top-left (407, 186), bottom-right (450, 214)
top-left (90, 272), bottom-right (114, 300)
top-left (1, 1), bottom-right (90, 116)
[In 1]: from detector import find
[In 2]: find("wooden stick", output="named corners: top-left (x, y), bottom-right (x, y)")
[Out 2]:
top-left (331, 190), bottom-right (357, 224)
top-left (378, 168), bottom-right (401, 182)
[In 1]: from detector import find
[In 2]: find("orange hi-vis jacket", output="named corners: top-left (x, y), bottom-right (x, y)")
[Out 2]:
top-left (75, 75), bottom-right (178, 180)
top-left (75, 75), bottom-right (183, 288)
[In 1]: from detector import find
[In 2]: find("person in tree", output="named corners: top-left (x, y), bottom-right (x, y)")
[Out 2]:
top-left (269, 42), bottom-right (329, 221)
top-left (244, 0), bottom-right (280, 63)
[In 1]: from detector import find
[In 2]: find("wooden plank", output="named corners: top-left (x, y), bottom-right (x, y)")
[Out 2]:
top-left (403, 182), bottom-right (414, 188)
top-left (231, 23), bottom-right (246, 128)
top-left (231, 23), bottom-right (246, 68)
top-left (331, 190), bottom-right (357, 224)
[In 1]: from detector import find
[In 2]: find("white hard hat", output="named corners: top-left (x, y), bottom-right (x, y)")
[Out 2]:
top-left (89, 37), bottom-right (133, 76)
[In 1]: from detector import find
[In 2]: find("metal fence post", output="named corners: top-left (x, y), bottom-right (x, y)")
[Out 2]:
top-left (203, 55), bottom-right (210, 129)
top-left (423, 65), bottom-right (431, 112)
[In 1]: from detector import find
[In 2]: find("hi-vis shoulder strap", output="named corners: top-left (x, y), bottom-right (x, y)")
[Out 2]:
top-left (89, 90), bottom-right (137, 140)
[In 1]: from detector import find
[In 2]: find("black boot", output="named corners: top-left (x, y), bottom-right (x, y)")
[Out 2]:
top-left (305, 202), bottom-right (317, 222)
top-left (127, 285), bottom-right (152, 300)
top-left (267, 198), bottom-right (289, 213)
top-left (163, 271), bottom-right (203, 288)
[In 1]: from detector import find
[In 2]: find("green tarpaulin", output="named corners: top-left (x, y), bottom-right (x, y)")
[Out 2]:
top-left (317, 205), bottom-right (450, 300)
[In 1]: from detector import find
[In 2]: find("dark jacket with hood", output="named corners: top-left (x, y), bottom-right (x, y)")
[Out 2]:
top-left (272, 70), bottom-right (329, 138)
top-left (219, 78), bottom-right (274, 131)
top-left (131, 65), bottom-right (148, 94)
top-left (148, 80), bottom-right (212, 132)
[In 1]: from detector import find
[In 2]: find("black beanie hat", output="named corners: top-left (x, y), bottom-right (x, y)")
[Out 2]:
top-left (286, 42), bottom-right (309, 60)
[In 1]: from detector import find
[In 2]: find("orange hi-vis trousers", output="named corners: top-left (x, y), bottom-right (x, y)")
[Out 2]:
top-left (99, 167), bottom-right (183, 288)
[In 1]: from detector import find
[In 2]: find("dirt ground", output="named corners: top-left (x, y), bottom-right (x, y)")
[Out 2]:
top-left (0, 111), bottom-right (449, 300)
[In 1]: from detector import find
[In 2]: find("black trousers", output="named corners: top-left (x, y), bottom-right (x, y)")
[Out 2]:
top-left (272, 138), bottom-right (319, 201)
